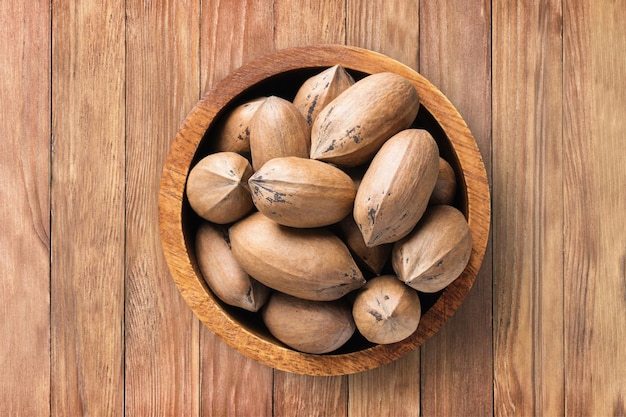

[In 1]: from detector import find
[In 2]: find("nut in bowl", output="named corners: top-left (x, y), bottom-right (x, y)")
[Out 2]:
top-left (158, 45), bottom-right (490, 376)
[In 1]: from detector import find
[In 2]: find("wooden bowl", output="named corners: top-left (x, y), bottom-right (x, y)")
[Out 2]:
top-left (159, 44), bottom-right (490, 376)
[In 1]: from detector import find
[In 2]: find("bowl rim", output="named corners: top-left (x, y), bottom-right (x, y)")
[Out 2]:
top-left (158, 44), bottom-right (491, 376)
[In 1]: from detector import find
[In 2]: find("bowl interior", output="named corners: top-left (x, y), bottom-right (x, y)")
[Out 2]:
top-left (159, 45), bottom-right (490, 375)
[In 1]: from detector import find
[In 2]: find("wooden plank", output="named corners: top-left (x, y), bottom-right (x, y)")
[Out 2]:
top-left (272, 2), bottom-right (350, 416)
top-left (492, 1), bottom-right (564, 416)
top-left (274, 0), bottom-right (346, 48)
top-left (201, 0), bottom-right (275, 92)
top-left (200, 336), bottom-right (273, 417)
top-left (0, 1), bottom-right (50, 416)
top-left (50, 1), bottom-right (125, 415)
top-left (125, 1), bottom-right (201, 415)
top-left (345, 2), bottom-right (421, 416)
top-left (346, 0), bottom-right (419, 70)
top-left (348, 352), bottom-right (421, 417)
top-left (199, 1), bottom-right (274, 416)
top-left (275, 374), bottom-right (347, 417)
top-left (563, 1), bottom-right (626, 415)
top-left (418, 1), bottom-right (493, 416)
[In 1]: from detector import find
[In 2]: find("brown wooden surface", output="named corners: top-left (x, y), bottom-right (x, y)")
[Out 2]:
top-left (493, 2), bottom-right (564, 415)
top-left (563, 1), bottom-right (626, 415)
top-left (125, 2), bottom-right (201, 415)
top-left (2, 1), bottom-right (625, 416)
top-left (0, 2), bottom-right (50, 417)
top-left (50, 1), bottom-right (125, 416)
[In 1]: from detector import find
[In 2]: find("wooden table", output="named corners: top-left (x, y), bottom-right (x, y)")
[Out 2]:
top-left (2, 1), bottom-right (624, 416)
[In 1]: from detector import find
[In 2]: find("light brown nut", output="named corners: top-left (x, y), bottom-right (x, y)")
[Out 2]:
top-left (353, 129), bottom-right (439, 247)
top-left (429, 157), bottom-right (457, 206)
top-left (392, 205), bottom-right (472, 293)
top-left (195, 221), bottom-right (270, 312)
top-left (337, 215), bottom-right (391, 275)
top-left (352, 275), bottom-right (421, 344)
top-left (248, 157), bottom-right (356, 228)
top-left (186, 151), bottom-right (254, 224)
top-left (262, 292), bottom-right (355, 354)
top-left (229, 212), bottom-right (365, 301)
top-left (293, 65), bottom-right (355, 125)
top-left (249, 96), bottom-right (310, 171)
top-left (310, 72), bottom-right (420, 167)
top-left (211, 97), bottom-right (265, 154)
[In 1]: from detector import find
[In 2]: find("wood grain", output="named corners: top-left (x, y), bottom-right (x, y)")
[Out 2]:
top-left (346, 2), bottom-right (421, 415)
top-left (200, 336), bottom-right (273, 417)
top-left (346, 0), bottom-right (419, 70)
top-left (274, 374), bottom-right (347, 417)
top-left (51, 1), bottom-right (125, 415)
top-left (274, 0), bottom-right (346, 48)
top-left (125, 1), bottom-right (201, 415)
top-left (199, 1), bottom-right (274, 416)
top-left (563, 0), bottom-right (626, 415)
top-left (348, 351), bottom-right (421, 417)
top-left (0, 2), bottom-right (50, 416)
top-left (201, 0), bottom-right (275, 92)
top-left (419, 1), bottom-right (493, 416)
top-left (493, 1), bottom-right (564, 416)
